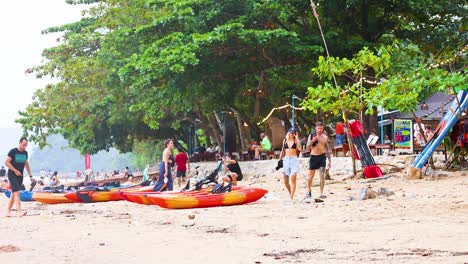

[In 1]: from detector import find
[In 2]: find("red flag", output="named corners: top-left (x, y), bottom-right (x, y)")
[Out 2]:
top-left (85, 154), bottom-right (91, 169)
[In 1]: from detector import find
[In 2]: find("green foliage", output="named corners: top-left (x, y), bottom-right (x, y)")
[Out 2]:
top-left (304, 43), bottom-right (467, 117)
top-left (303, 46), bottom-right (391, 115)
top-left (18, 0), bottom-right (467, 155)
top-left (131, 139), bottom-right (163, 169)
top-left (372, 68), bottom-right (467, 113)
top-left (19, 0), bottom-right (323, 153)
top-left (320, 0), bottom-right (467, 54)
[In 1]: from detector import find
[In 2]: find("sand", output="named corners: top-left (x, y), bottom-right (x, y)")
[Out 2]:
top-left (1, 157), bottom-right (467, 264)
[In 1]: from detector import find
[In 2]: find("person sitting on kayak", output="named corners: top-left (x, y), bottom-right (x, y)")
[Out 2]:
top-left (0, 179), bottom-right (9, 191)
top-left (149, 176), bottom-right (158, 186)
top-left (221, 154), bottom-right (243, 186)
top-left (37, 176), bottom-right (45, 186)
top-left (124, 176), bottom-right (134, 186)
top-left (49, 172), bottom-right (60, 187)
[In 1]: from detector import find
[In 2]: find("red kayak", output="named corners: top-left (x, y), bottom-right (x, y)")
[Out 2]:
top-left (122, 187), bottom-right (267, 209)
top-left (120, 186), bottom-right (243, 205)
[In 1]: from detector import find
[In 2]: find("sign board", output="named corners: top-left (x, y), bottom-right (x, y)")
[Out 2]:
top-left (393, 119), bottom-right (413, 153)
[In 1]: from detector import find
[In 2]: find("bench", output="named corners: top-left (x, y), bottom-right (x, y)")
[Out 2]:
top-left (414, 144), bottom-right (446, 155)
top-left (333, 143), bottom-right (349, 157)
top-left (374, 144), bottom-right (393, 155)
top-left (260, 150), bottom-right (276, 160)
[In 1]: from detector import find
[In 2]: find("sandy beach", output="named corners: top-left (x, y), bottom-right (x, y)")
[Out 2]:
top-left (1, 157), bottom-right (468, 264)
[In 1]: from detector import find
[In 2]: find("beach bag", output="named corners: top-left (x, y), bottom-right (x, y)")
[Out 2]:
top-left (275, 159), bottom-right (283, 171)
top-left (275, 139), bottom-right (286, 171)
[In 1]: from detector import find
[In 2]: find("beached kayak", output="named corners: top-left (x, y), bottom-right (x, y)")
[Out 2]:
top-left (119, 185), bottom-right (227, 205)
top-left (118, 185), bottom-right (154, 193)
top-left (4, 190), bottom-right (35, 202)
top-left (32, 192), bottom-right (75, 204)
top-left (65, 190), bottom-right (122, 203)
top-left (123, 187), bottom-right (268, 209)
top-left (65, 185), bottom-right (154, 203)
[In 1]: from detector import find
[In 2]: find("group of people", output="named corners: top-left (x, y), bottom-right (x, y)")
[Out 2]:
top-left (3, 128), bottom-right (327, 217)
top-left (38, 169), bottom-right (61, 186)
top-left (152, 139), bottom-right (243, 192)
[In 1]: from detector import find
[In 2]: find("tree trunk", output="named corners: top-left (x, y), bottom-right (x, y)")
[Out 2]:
top-left (316, 109), bottom-right (322, 122)
top-left (231, 106), bottom-right (261, 137)
top-left (361, 0), bottom-right (370, 41)
top-left (253, 71), bottom-right (265, 121)
top-left (344, 116), bottom-right (358, 178)
top-left (231, 108), bottom-right (247, 151)
top-left (208, 114), bottom-right (222, 148)
top-left (213, 111), bottom-right (223, 130)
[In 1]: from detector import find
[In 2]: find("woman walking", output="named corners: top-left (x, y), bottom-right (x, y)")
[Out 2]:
top-left (153, 139), bottom-right (175, 191)
top-left (280, 128), bottom-right (302, 200)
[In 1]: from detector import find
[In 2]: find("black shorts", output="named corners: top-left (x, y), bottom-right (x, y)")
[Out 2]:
top-left (309, 154), bottom-right (326, 170)
top-left (8, 174), bottom-right (24, 192)
top-left (176, 170), bottom-right (186, 178)
top-left (227, 173), bottom-right (243, 182)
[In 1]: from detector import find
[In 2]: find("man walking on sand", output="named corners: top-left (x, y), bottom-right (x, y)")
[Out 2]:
top-left (5, 137), bottom-right (33, 217)
top-left (305, 122), bottom-right (331, 202)
top-left (335, 120), bottom-right (345, 146)
top-left (175, 147), bottom-right (190, 188)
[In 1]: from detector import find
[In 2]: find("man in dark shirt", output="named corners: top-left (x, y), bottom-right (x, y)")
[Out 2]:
top-left (4, 137), bottom-right (32, 217)
top-left (221, 154), bottom-right (243, 186)
top-left (0, 166), bottom-right (6, 177)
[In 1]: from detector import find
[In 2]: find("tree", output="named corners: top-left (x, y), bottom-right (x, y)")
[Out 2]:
top-left (17, 0), bottom-right (467, 155)
top-left (303, 43), bottom-right (467, 129)
top-left (19, 0), bottom-right (324, 153)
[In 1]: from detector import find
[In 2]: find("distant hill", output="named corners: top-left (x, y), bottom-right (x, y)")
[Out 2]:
top-left (29, 134), bottom-right (135, 174)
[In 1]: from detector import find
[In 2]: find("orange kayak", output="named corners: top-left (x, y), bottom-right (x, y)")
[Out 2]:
top-left (65, 191), bottom-right (122, 203)
top-left (32, 192), bottom-right (75, 204)
top-left (123, 187), bottom-right (268, 209)
top-left (65, 186), bottom-right (154, 203)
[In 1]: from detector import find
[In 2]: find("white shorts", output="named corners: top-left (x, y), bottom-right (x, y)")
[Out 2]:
top-left (283, 156), bottom-right (300, 176)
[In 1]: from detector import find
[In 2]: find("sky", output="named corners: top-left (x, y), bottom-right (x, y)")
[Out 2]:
top-left (0, 1), bottom-right (85, 129)
top-left (0, 1), bottom-right (86, 154)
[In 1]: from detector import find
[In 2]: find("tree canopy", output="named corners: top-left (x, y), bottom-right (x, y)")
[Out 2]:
top-left (18, 0), bottom-right (467, 155)
top-left (302, 43), bottom-right (467, 125)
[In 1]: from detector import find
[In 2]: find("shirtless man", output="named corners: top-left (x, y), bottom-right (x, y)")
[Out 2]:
top-left (305, 122), bottom-right (331, 201)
